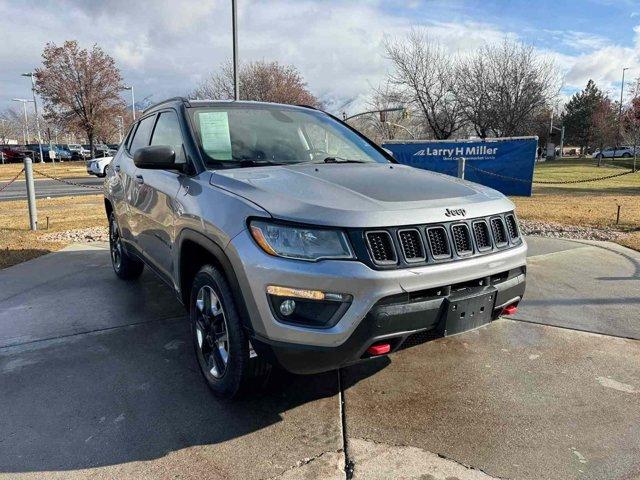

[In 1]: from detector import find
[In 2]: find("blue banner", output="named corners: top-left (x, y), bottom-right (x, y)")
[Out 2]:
top-left (382, 137), bottom-right (537, 196)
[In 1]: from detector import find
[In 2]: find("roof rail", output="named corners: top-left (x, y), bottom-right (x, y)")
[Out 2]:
top-left (295, 104), bottom-right (320, 111)
top-left (142, 97), bottom-right (190, 114)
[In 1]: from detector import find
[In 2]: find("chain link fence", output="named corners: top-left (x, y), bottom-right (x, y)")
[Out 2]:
top-left (32, 169), bottom-right (103, 190)
top-left (0, 168), bottom-right (25, 193)
top-left (466, 164), bottom-right (639, 185)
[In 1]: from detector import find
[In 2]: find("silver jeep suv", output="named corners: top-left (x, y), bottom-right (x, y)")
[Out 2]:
top-left (104, 97), bottom-right (527, 398)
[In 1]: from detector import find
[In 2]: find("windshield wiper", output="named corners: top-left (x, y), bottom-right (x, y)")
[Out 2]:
top-left (322, 157), bottom-right (367, 164)
top-left (238, 159), bottom-right (286, 167)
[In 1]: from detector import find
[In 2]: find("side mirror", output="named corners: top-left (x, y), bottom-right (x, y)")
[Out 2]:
top-left (382, 147), bottom-right (394, 158)
top-left (133, 145), bottom-right (176, 169)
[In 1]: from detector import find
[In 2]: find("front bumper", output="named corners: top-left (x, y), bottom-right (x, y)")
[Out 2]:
top-left (253, 270), bottom-right (525, 374)
top-left (226, 229), bottom-right (527, 373)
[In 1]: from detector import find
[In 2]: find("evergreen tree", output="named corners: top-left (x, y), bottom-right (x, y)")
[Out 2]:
top-left (561, 80), bottom-right (606, 154)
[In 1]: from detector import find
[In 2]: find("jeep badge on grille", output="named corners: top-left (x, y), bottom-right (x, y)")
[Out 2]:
top-left (445, 208), bottom-right (466, 218)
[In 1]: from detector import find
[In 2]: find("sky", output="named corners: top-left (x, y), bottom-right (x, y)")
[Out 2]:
top-left (1, 0), bottom-right (640, 116)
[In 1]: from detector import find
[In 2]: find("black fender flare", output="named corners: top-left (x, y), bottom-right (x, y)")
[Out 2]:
top-left (176, 228), bottom-right (254, 332)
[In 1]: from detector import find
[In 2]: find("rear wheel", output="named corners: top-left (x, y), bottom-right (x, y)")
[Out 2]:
top-left (109, 212), bottom-right (143, 280)
top-left (190, 265), bottom-right (269, 398)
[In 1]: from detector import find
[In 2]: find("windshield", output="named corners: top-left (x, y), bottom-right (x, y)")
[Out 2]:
top-left (188, 105), bottom-right (389, 168)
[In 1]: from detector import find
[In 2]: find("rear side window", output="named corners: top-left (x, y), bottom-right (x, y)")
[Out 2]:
top-left (150, 111), bottom-right (186, 163)
top-left (128, 115), bottom-right (156, 155)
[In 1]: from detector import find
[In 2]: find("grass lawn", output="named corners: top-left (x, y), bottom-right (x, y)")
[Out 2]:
top-left (511, 157), bottom-right (640, 251)
top-left (0, 160), bottom-right (89, 182)
top-left (0, 195), bottom-right (105, 269)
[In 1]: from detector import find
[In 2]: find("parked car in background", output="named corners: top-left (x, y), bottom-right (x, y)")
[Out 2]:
top-left (25, 144), bottom-right (53, 162)
top-left (86, 156), bottom-right (112, 177)
top-left (592, 146), bottom-right (636, 158)
top-left (1, 145), bottom-right (32, 163)
top-left (95, 144), bottom-right (115, 157)
top-left (54, 145), bottom-right (73, 161)
top-left (65, 143), bottom-right (90, 159)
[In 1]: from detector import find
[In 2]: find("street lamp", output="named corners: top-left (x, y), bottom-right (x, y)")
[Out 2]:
top-left (21, 73), bottom-right (45, 163)
top-left (613, 67), bottom-right (630, 163)
top-left (123, 85), bottom-right (136, 121)
top-left (11, 98), bottom-right (33, 145)
top-left (232, 0), bottom-right (239, 100)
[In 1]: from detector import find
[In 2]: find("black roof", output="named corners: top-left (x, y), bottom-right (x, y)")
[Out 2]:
top-left (142, 97), bottom-right (319, 115)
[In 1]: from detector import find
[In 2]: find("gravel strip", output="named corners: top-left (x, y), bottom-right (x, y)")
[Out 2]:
top-left (41, 226), bottom-right (108, 243)
top-left (519, 220), bottom-right (629, 242)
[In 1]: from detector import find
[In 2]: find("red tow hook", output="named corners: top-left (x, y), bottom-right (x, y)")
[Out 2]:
top-left (367, 343), bottom-right (391, 356)
top-left (502, 304), bottom-right (518, 316)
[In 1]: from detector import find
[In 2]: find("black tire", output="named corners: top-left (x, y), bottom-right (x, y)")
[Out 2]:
top-left (109, 212), bottom-right (144, 280)
top-left (190, 265), bottom-right (270, 399)
top-left (622, 152), bottom-right (632, 158)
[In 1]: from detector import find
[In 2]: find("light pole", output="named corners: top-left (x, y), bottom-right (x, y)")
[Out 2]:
top-left (12, 98), bottom-right (32, 144)
top-left (613, 67), bottom-right (629, 163)
top-left (232, 0), bottom-right (239, 100)
top-left (124, 85), bottom-right (136, 121)
top-left (21, 73), bottom-right (45, 163)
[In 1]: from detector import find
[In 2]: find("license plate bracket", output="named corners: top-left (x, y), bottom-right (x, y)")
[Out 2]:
top-left (443, 288), bottom-right (497, 336)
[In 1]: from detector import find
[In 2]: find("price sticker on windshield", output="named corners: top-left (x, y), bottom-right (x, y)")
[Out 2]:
top-left (198, 111), bottom-right (232, 160)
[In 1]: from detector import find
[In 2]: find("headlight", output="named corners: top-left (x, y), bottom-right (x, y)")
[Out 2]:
top-left (249, 220), bottom-right (354, 261)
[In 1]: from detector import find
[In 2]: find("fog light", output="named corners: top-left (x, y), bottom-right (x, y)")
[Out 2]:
top-left (279, 299), bottom-right (296, 316)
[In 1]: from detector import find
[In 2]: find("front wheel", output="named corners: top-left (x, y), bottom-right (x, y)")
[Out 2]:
top-left (190, 265), bottom-right (269, 398)
top-left (109, 212), bottom-right (143, 280)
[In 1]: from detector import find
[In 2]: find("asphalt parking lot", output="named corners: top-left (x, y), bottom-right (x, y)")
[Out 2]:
top-left (0, 177), bottom-right (103, 201)
top-left (1, 237), bottom-right (638, 479)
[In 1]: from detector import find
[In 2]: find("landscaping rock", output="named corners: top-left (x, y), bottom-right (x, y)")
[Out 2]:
top-left (519, 219), bottom-right (628, 242)
top-left (41, 226), bottom-right (109, 244)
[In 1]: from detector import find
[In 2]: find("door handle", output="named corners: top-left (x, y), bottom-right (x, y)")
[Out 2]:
top-left (114, 165), bottom-right (121, 172)
top-left (135, 174), bottom-right (144, 185)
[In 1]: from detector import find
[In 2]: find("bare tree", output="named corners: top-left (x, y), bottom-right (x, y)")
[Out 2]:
top-left (384, 30), bottom-right (463, 139)
top-left (456, 40), bottom-right (559, 138)
top-left (592, 98), bottom-right (618, 165)
top-left (455, 51), bottom-right (494, 138)
top-left (0, 108), bottom-right (24, 144)
top-left (622, 79), bottom-right (640, 170)
top-left (34, 40), bottom-right (126, 156)
top-left (191, 60), bottom-right (322, 107)
top-left (348, 82), bottom-right (416, 143)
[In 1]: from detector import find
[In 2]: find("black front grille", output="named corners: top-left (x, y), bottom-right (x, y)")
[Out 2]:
top-left (472, 221), bottom-right (492, 250)
top-left (490, 217), bottom-right (508, 246)
top-left (398, 229), bottom-right (425, 262)
top-left (451, 224), bottom-right (473, 255)
top-left (426, 227), bottom-right (451, 259)
top-left (358, 211), bottom-right (519, 269)
top-left (365, 231), bottom-right (397, 264)
top-left (505, 214), bottom-right (519, 241)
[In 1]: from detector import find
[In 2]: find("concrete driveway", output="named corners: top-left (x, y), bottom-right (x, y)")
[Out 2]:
top-left (0, 237), bottom-right (638, 479)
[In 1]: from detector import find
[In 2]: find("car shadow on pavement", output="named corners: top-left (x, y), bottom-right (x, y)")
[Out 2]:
top-left (0, 312), bottom-right (389, 474)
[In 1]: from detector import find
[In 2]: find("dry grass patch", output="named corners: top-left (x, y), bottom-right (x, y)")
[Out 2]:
top-left (513, 157), bottom-right (639, 251)
top-left (0, 161), bottom-right (88, 181)
top-left (0, 194), bottom-right (105, 269)
top-left (512, 194), bottom-right (639, 230)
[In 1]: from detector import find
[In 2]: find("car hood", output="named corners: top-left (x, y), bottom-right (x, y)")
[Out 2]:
top-left (209, 163), bottom-right (514, 227)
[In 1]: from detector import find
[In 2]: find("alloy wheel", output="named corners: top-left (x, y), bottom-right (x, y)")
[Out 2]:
top-left (109, 216), bottom-right (122, 271)
top-left (195, 285), bottom-right (230, 379)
